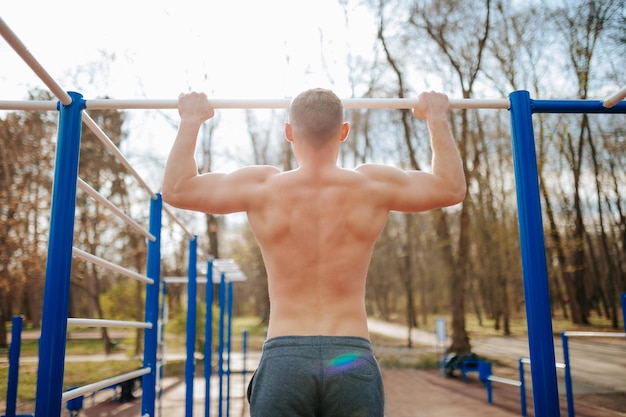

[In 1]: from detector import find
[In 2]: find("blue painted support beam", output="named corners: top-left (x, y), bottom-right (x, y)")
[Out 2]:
top-left (622, 292), bottom-right (626, 333)
top-left (5, 316), bottom-right (24, 417)
top-left (186, 236), bottom-right (198, 417)
top-left (509, 90), bottom-right (561, 417)
top-left (185, 236), bottom-right (198, 417)
top-left (205, 260), bottom-right (214, 417)
top-left (217, 273), bottom-right (226, 417)
top-left (142, 194), bottom-right (162, 417)
top-left (562, 333), bottom-right (575, 417)
top-left (226, 282), bottom-right (234, 417)
top-left (35, 92), bottom-right (85, 416)
top-left (531, 99), bottom-right (626, 114)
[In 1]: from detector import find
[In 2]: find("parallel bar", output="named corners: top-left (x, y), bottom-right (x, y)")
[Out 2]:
top-left (0, 98), bottom-right (511, 111)
top-left (0, 17), bottom-right (72, 105)
top-left (0, 100), bottom-right (57, 111)
top-left (520, 358), bottom-right (566, 368)
top-left (488, 375), bottom-right (522, 387)
top-left (603, 86), bottom-right (626, 108)
top-left (77, 178), bottom-right (156, 242)
top-left (82, 112), bottom-right (158, 199)
top-left (72, 247), bottom-right (154, 284)
top-left (67, 318), bottom-right (152, 329)
top-left (61, 368), bottom-right (151, 401)
top-left (562, 331), bottom-right (625, 338)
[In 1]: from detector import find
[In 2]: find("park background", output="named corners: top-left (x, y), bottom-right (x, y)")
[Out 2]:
top-left (1, 1), bottom-right (625, 406)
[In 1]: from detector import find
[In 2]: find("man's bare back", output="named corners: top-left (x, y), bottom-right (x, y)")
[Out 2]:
top-left (162, 88), bottom-right (466, 341)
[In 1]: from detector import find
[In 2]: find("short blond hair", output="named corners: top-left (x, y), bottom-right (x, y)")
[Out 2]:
top-left (288, 88), bottom-right (344, 145)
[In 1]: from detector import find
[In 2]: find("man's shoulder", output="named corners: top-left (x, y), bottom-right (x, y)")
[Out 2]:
top-left (354, 163), bottom-right (401, 177)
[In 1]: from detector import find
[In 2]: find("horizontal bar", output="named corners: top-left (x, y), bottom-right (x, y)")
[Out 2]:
top-left (81, 112), bottom-right (158, 200)
top-left (488, 375), bottom-right (522, 387)
top-left (77, 178), bottom-right (156, 242)
top-left (61, 367), bottom-right (151, 401)
top-left (0, 100), bottom-right (58, 111)
top-left (603, 86), bottom-right (626, 108)
top-left (532, 99), bottom-right (626, 114)
top-left (4, 97), bottom-right (625, 114)
top-left (72, 247), bottom-right (154, 284)
top-left (0, 17), bottom-right (71, 105)
top-left (0, 98), bottom-right (511, 111)
top-left (67, 318), bottom-right (152, 329)
top-left (563, 331), bottom-right (626, 338)
top-left (520, 358), bottom-right (566, 368)
top-left (84, 98), bottom-right (512, 110)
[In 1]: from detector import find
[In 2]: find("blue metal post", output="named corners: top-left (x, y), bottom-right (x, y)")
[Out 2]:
top-left (35, 92), bottom-right (85, 416)
top-left (622, 292), bottom-right (626, 333)
top-left (205, 260), bottom-right (214, 417)
top-left (142, 194), bottom-right (162, 417)
top-left (562, 332), bottom-right (575, 417)
top-left (6, 316), bottom-right (24, 417)
top-left (509, 90), bottom-right (560, 417)
top-left (478, 361), bottom-right (492, 404)
top-left (518, 359), bottom-right (527, 417)
top-left (242, 329), bottom-right (248, 399)
top-left (186, 236), bottom-right (198, 417)
top-left (217, 273), bottom-right (226, 417)
top-left (226, 282), bottom-right (234, 417)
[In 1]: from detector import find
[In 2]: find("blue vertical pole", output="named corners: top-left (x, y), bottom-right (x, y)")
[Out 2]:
top-left (518, 358), bottom-right (526, 417)
top-left (159, 273), bottom-right (168, 410)
top-left (35, 92), bottom-right (85, 416)
top-left (142, 194), bottom-right (162, 417)
top-left (509, 90), bottom-right (560, 417)
top-left (562, 333), bottom-right (574, 417)
top-left (622, 292), bottom-right (626, 332)
top-left (226, 282), bottom-right (234, 417)
top-left (518, 359), bottom-right (527, 417)
top-left (5, 316), bottom-right (24, 417)
top-left (186, 236), bottom-right (198, 417)
top-left (217, 273), bottom-right (226, 417)
top-left (242, 329), bottom-right (248, 400)
top-left (205, 260), bottom-right (214, 417)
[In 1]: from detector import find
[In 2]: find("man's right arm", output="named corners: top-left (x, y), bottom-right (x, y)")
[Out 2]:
top-left (162, 92), bottom-right (279, 214)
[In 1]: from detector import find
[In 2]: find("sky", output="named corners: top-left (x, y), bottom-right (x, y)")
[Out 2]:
top-left (1, 0), bottom-right (382, 243)
top-left (1, 0), bottom-right (377, 100)
top-left (1, 1), bottom-right (380, 178)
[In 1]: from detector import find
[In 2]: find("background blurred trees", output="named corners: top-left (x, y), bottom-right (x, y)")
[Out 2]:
top-left (1, 0), bottom-right (624, 354)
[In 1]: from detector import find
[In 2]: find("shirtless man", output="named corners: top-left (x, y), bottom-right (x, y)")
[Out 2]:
top-left (162, 88), bottom-right (465, 417)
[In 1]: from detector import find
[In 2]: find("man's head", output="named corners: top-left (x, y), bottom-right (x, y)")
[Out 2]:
top-left (287, 88), bottom-right (347, 147)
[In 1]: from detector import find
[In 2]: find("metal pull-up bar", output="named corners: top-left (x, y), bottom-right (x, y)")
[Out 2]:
top-left (0, 17), bottom-right (72, 106)
top-left (603, 86), bottom-right (626, 108)
top-left (0, 98), bottom-right (511, 111)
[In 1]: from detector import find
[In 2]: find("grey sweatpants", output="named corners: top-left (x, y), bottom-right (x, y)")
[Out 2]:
top-left (247, 335), bottom-right (385, 417)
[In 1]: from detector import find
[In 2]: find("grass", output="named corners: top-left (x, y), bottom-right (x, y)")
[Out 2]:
top-left (390, 311), bottom-right (620, 339)
top-left (0, 359), bottom-right (143, 411)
